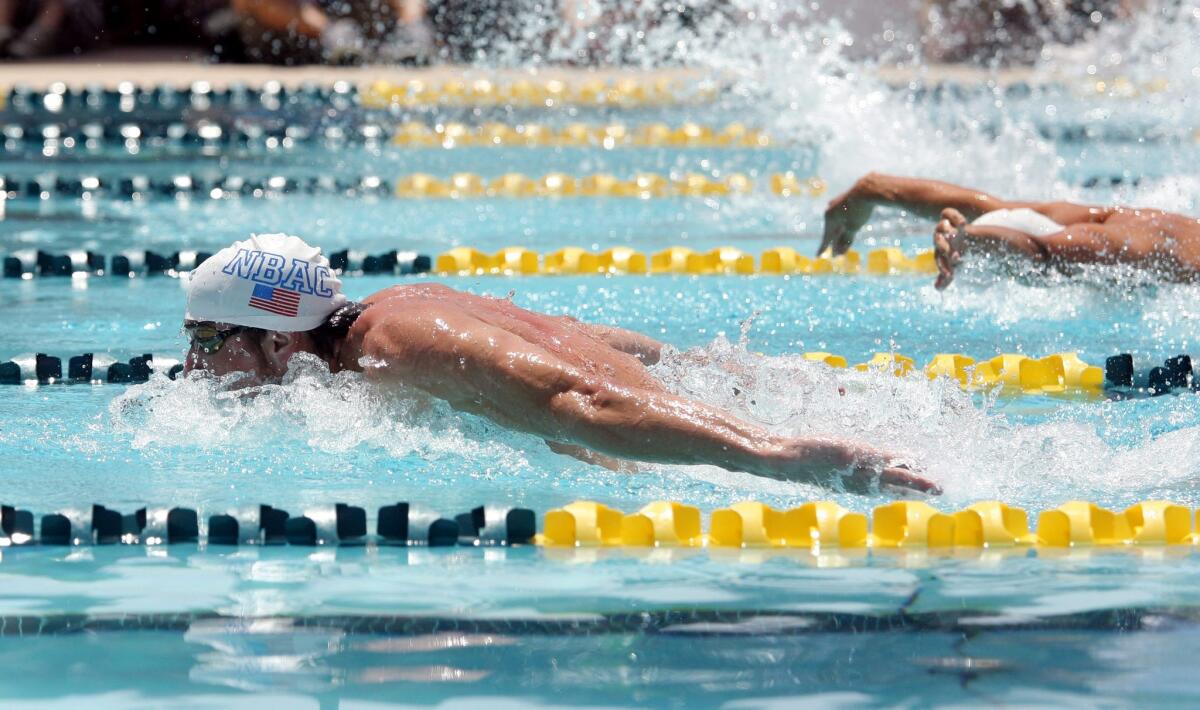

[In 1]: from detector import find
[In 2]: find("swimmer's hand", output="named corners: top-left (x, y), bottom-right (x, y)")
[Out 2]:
top-left (763, 438), bottom-right (941, 495)
top-left (933, 207), bottom-right (968, 289)
top-left (820, 183), bottom-right (875, 257)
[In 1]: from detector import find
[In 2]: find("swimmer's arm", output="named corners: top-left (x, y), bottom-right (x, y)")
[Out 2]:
top-left (822, 173), bottom-right (1008, 256)
top-left (359, 311), bottom-right (937, 493)
top-left (935, 219), bottom-right (1144, 287)
top-left (848, 173), bottom-right (1008, 221)
top-left (844, 174), bottom-right (1111, 226)
top-left (958, 223), bottom-right (1136, 265)
top-left (957, 224), bottom-right (1048, 261)
top-left (935, 216), bottom-right (1055, 289)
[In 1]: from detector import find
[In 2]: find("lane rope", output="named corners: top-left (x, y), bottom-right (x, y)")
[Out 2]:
top-left (3, 245), bottom-right (932, 280)
top-left (0, 499), bottom-right (1195, 550)
top-left (0, 77), bottom-right (717, 114)
top-left (1, 120), bottom-right (776, 149)
top-left (0, 609), bottom-right (1169, 636)
top-left (0, 349), bottom-right (1187, 399)
top-left (0, 172), bottom-right (824, 200)
top-left (0, 75), bottom-right (1177, 115)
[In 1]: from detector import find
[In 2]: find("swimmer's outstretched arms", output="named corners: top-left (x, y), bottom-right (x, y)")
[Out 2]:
top-left (823, 172), bottom-right (1200, 287)
top-left (183, 234), bottom-right (938, 495)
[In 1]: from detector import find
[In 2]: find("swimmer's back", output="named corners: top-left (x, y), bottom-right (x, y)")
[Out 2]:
top-left (352, 284), bottom-right (661, 388)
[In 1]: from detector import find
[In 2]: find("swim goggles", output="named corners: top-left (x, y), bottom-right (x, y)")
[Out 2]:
top-left (184, 323), bottom-right (249, 353)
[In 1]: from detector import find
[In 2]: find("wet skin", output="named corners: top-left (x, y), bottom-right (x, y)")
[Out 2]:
top-left (186, 283), bottom-right (939, 495)
top-left (823, 172), bottom-right (1200, 286)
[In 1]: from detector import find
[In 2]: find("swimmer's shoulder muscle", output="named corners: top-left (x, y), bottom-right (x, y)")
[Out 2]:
top-left (345, 290), bottom-right (483, 382)
top-left (339, 284), bottom-right (462, 372)
top-left (361, 282), bottom-right (458, 306)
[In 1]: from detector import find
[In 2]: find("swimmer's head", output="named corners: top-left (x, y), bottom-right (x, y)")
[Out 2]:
top-left (186, 233), bottom-right (346, 331)
top-left (183, 234), bottom-right (354, 383)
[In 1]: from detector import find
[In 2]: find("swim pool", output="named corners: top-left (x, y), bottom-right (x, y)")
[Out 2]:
top-left (7, 26), bottom-right (1200, 707)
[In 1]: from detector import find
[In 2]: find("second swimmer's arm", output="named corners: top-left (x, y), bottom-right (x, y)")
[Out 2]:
top-left (848, 173), bottom-right (1007, 221)
top-left (822, 173), bottom-right (1010, 256)
top-left (358, 309), bottom-right (938, 493)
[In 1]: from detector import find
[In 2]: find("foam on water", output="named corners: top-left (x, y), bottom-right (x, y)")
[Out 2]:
top-left (109, 354), bottom-right (527, 468)
top-left (1110, 175), bottom-right (1200, 214)
top-left (660, 1), bottom-right (1200, 233)
top-left (658, 338), bottom-right (1200, 509)
top-left (718, 9), bottom-right (1064, 183)
top-left (1041, 0), bottom-right (1200, 88)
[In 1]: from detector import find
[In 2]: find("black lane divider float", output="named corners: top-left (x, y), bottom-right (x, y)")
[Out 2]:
top-left (3, 350), bottom-right (1198, 400)
top-left (2, 247), bottom-right (431, 279)
top-left (2, 81), bottom-right (360, 115)
top-left (0, 502), bottom-right (535, 548)
top-left (0, 607), bottom-right (1181, 636)
top-left (0, 174), bottom-right (406, 200)
top-left (1, 120), bottom-right (400, 149)
top-left (0, 353), bottom-right (180, 385)
top-left (1105, 353), bottom-right (1198, 396)
top-left (1, 79), bottom-right (710, 117)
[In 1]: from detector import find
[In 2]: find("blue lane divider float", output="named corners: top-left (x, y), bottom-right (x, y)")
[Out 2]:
top-left (0, 502), bottom-right (535, 547)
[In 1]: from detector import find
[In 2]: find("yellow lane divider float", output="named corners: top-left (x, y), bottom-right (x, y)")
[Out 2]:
top-left (831, 350), bottom-right (1104, 394)
top-left (433, 245), bottom-right (931, 276)
top-left (539, 499), bottom-right (1195, 549)
top-left (1087, 76), bottom-right (1172, 98)
top-left (718, 346), bottom-right (1100, 394)
top-left (361, 77), bottom-right (718, 109)
top-left (364, 76), bottom-right (1177, 108)
top-left (391, 121), bottom-right (773, 148)
top-left (395, 172), bottom-right (822, 199)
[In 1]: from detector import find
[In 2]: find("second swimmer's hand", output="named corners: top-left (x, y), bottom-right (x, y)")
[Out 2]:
top-left (933, 207), bottom-right (968, 290)
top-left (820, 186), bottom-right (874, 257)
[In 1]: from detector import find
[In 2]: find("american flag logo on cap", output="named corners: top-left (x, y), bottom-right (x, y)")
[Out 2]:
top-left (248, 283), bottom-right (300, 317)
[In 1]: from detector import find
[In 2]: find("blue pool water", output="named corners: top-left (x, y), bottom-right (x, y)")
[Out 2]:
top-left (8, 10), bottom-right (1200, 705)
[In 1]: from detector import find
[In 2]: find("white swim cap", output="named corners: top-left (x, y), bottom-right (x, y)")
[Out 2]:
top-left (185, 233), bottom-right (347, 332)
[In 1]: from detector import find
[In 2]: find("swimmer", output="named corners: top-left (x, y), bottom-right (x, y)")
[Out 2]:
top-left (821, 172), bottom-right (1200, 288)
top-left (182, 233), bottom-right (939, 495)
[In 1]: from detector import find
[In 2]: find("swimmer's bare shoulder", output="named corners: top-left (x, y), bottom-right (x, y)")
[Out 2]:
top-left (360, 282), bottom-right (459, 306)
top-left (339, 284), bottom-right (469, 375)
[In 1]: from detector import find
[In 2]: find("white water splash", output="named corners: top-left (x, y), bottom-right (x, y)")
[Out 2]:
top-left (108, 353), bottom-right (528, 470)
top-left (650, 337), bottom-right (1200, 508)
